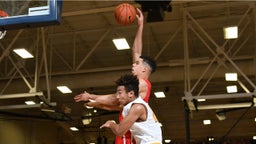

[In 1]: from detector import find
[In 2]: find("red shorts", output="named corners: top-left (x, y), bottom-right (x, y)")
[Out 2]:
top-left (115, 130), bottom-right (135, 144)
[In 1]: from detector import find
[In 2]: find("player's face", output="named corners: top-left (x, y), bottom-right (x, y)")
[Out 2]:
top-left (116, 86), bottom-right (130, 107)
top-left (132, 58), bottom-right (145, 76)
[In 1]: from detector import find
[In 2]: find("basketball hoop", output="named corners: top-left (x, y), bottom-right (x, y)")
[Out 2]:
top-left (0, 10), bottom-right (9, 39)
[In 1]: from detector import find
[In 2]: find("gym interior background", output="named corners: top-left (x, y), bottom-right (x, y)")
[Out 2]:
top-left (0, 1), bottom-right (256, 144)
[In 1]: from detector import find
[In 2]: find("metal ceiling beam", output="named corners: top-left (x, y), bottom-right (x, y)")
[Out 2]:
top-left (181, 8), bottom-right (255, 139)
top-left (76, 29), bottom-right (111, 70)
top-left (0, 59), bottom-right (255, 93)
top-left (197, 102), bottom-right (255, 110)
top-left (254, 3), bottom-right (256, 79)
top-left (184, 3), bottom-right (256, 97)
top-left (62, 3), bottom-right (141, 17)
top-left (184, 2), bottom-right (251, 12)
top-left (41, 28), bottom-right (51, 101)
top-left (0, 29), bottom-right (23, 63)
top-left (183, 9), bottom-right (190, 92)
top-left (0, 92), bottom-right (43, 99)
top-left (154, 26), bottom-right (182, 61)
top-left (188, 18), bottom-right (253, 95)
top-left (3, 55), bottom-right (247, 81)
top-left (182, 92), bottom-right (256, 101)
top-left (0, 102), bottom-right (57, 110)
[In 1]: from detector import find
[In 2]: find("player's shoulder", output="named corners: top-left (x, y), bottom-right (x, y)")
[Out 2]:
top-left (131, 102), bottom-right (147, 113)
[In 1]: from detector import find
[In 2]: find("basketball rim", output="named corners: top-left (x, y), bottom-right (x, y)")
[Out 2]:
top-left (0, 10), bottom-right (9, 39)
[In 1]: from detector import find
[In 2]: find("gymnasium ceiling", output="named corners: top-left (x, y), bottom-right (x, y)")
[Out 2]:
top-left (0, 1), bottom-right (256, 143)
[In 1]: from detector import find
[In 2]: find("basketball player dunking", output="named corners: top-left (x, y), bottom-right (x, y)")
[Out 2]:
top-left (74, 8), bottom-right (156, 144)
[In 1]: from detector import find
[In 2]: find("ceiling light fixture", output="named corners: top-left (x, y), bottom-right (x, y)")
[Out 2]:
top-left (223, 26), bottom-right (238, 39)
top-left (25, 100), bottom-right (36, 105)
top-left (226, 85), bottom-right (237, 93)
top-left (225, 73), bottom-right (237, 81)
top-left (164, 139), bottom-right (171, 143)
top-left (154, 91), bottom-right (166, 98)
top-left (13, 48), bottom-right (34, 59)
top-left (198, 99), bottom-right (206, 102)
top-left (208, 136), bottom-right (214, 141)
top-left (112, 38), bottom-right (130, 50)
top-left (70, 127), bottom-right (79, 131)
top-left (57, 86), bottom-right (72, 94)
top-left (203, 119), bottom-right (211, 125)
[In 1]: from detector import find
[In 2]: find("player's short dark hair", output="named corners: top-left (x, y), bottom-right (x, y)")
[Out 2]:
top-left (140, 55), bottom-right (156, 73)
top-left (115, 74), bottom-right (139, 97)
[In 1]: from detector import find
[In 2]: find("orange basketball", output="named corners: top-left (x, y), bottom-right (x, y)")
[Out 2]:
top-left (115, 3), bottom-right (136, 25)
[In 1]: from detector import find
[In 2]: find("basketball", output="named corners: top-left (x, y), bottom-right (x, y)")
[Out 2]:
top-left (115, 3), bottom-right (136, 25)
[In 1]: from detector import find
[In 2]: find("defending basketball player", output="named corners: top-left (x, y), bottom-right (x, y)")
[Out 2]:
top-left (100, 74), bottom-right (162, 144)
top-left (74, 8), bottom-right (156, 144)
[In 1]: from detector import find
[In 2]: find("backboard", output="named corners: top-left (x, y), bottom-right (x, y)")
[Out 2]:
top-left (0, 0), bottom-right (62, 30)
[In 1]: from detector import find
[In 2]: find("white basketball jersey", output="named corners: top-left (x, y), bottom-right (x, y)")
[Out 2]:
top-left (122, 97), bottom-right (162, 144)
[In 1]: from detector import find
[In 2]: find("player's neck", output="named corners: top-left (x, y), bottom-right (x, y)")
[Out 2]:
top-left (137, 73), bottom-right (149, 80)
top-left (124, 96), bottom-right (137, 106)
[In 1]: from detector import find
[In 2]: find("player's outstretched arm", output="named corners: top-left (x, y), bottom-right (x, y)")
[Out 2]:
top-left (132, 8), bottom-right (144, 63)
top-left (74, 91), bottom-right (121, 111)
top-left (85, 102), bottom-right (121, 111)
top-left (86, 94), bottom-right (121, 111)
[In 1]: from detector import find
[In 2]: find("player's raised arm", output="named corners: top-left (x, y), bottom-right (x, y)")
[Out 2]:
top-left (132, 8), bottom-right (144, 63)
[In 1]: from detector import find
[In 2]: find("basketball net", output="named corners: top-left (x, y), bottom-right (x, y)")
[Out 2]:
top-left (0, 10), bottom-right (9, 40)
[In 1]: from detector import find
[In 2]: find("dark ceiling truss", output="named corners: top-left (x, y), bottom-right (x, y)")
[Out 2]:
top-left (182, 2), bottom-right (256, 143)
top-left (0, 28), bottom-right (56, 110)
top-left (182, 1), bottom-right (256, 110)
